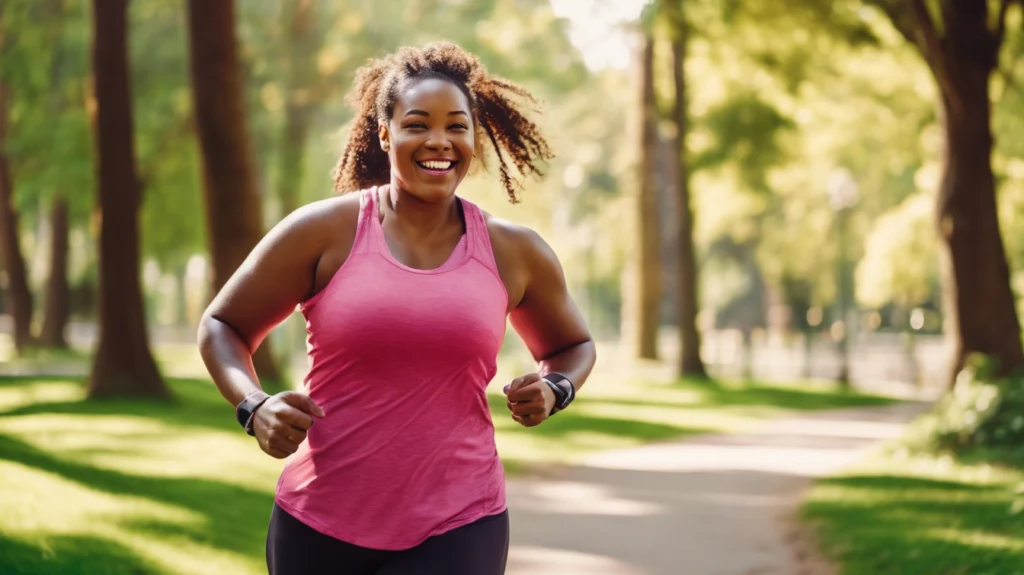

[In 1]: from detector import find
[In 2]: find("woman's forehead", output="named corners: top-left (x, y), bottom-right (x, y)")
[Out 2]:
top-left (394, 77), bottom-right (471, 113)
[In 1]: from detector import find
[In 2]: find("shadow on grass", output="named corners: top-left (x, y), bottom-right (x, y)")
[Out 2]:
top-left (805, 473), bottom-right (1024, 574)
top-left (695, 381), bottom-right (896, 411)
top-left (0, 377), bottom-right (239, 434)
top-left (0, 432), bottom-right (274, 565)
top-left (0, 531), bottom-right (163, 575)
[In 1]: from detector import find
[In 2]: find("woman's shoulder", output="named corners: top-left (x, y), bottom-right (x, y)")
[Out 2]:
top-left (280, 191), bottom-right (364, 238)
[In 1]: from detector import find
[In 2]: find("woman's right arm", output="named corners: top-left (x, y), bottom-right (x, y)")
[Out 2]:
top-left (197, 199), bottom-right (342, 457)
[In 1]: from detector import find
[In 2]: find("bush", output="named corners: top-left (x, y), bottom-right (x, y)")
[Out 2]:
top-left (904, 355), bottom-right (1024, 466)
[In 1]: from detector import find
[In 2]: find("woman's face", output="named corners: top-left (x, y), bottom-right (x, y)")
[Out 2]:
top-left (380, 78), bottom-right (475, 203)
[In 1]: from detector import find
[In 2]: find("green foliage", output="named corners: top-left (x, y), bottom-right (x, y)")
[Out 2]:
top-left (131, 0), bottom-right (204, 269)
top-left (904, 356), bottom-right (1024, 465)
top-left (1, 0), bottom-right (93, 220)
top-left (856, 191), bottom-right (939, 310)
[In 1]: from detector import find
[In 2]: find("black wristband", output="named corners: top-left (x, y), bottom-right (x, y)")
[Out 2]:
top-left (235, 390), bottom-right (271, 437)
top-left (541, 373), bottom-right (575, 415)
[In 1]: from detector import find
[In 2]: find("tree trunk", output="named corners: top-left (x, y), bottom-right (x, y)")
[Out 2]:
top-left (39, 0), bottom-right (70, 349)
top-left (636, 37), bottom-right (661, 360)
top-left (878, 0), bottom-right (1024, 387)
top-left (671, 24), bottom-right (706, 379)
top-left (186, 0), bottom-right (283, 386)
top-left (934, 9), bottom-right (1023, 386)
top-left (0, 83), bottom-right (34, 354)
top-left (39, 195), bottom-right (70, 348)
top-left (87, 0), bottom-right (167, 398)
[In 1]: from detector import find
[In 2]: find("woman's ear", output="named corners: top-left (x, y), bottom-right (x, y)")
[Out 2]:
top-left (378, 123), bottom-right (390, 152)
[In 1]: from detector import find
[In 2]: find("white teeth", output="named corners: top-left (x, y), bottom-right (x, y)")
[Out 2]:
top-left (421, 161), bottom-right (452, 170)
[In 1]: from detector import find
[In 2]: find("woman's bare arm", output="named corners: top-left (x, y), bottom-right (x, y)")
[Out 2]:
top-left (197, 198), bottom-right (348, 407)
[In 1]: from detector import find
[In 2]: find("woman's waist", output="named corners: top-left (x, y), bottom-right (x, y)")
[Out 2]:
top-left (280, 428), bottom-right (503, 496)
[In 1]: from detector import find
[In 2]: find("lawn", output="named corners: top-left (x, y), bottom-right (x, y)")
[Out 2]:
top-left (803, 441), bottom-right (1024, 574)
top-left (0, 368), bottom-right (896, 575)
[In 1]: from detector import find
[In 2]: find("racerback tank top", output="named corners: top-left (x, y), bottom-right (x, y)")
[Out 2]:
top-left (274, 186), bottom-right (510, 550)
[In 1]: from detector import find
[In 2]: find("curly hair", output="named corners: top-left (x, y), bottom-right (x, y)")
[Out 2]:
top-left (332, 41), bottom-right (553, 203)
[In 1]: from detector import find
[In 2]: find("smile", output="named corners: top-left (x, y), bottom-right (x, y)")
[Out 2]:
top-left (416, 160), bottom-right (456, 174)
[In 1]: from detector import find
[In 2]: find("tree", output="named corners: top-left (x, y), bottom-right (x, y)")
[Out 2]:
top-left (186, 0), bottom-right (284, 386)
top-left (87, 0), bottom-right (167, 398)
top-left (0, 82), bottom-right (33, 354)
top-left (665, 0), bottom-right (707, 378)
top-left (40, 197), bottom-right (69, 348)
top-left (633, 34), bottom-right (662, 360)
top-left (40, 0), bottom-right (71, 349)
top-left (869, 0), bottom-right (1024, 385)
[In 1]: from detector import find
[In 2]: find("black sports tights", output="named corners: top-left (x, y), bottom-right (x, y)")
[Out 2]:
top-left (266, 504), bottom-right (509, 575)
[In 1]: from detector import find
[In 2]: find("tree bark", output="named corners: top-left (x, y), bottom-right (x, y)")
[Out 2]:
top-left (87, 0), bottom-right (167, 398)
top-left (0, 83), bottom-right (34, 354)
top-left (671, 21), bottom-right (707, 379)
top-left (636, 37), bottom-right (661, 360)
top-left (40, 195), bottom-right (70, 348)
top-left (186, 0), bottom-right (283, 386)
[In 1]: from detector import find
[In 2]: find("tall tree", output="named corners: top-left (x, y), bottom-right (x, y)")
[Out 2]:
top-left (40, 196), bottom-right (69, 348)
top-left (0, 82), bottom-right (33, 354)
top-left (634, 35), bottom-right (662, 360)
top-left (87, 0), bottom-right (167, 398)
top-left (869, 0), bottom-right (1024, 385)
top-left (40, 0), bottom-right (71, 349)
top-left (186, 0), bottom-right (283, 386)
top-left (666, 0), bottom-right (707, 378)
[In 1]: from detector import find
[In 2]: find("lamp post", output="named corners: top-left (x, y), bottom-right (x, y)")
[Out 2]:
top-left (827, 168), bottom-right (859, 388)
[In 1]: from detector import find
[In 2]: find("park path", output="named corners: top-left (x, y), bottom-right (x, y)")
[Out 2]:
top-left (503, 401), bottom-right (930, 575)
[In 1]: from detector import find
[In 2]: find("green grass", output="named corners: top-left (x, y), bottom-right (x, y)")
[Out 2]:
top-left (0, 373), bottom-right (895, 575)
top-left (803, 442), bottom-right (1024, 574)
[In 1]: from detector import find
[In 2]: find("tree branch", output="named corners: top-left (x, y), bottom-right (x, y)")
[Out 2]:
top-left (995, 0), bottom-right (1014, 48)
top-left (908, 0), bottom-right (947, 72)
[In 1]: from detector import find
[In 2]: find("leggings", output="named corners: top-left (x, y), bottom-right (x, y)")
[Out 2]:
top-left (266, 503), bottom-right (509, 575)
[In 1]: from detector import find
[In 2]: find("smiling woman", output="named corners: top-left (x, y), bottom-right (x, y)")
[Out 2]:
top-left (197, 41), bottom-right (597, 575)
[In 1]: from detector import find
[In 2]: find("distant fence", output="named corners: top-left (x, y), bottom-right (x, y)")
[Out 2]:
top-left (1, 316), bottom-right (951, 397)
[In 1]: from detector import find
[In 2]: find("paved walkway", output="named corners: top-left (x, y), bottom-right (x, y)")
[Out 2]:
top-left (504, 402), bottom-right (930, 575)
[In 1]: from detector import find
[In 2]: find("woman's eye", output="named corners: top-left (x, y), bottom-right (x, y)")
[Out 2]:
top-left (405, 123), bottom-right (427, 130)
top-left (449, 123), bottom-right (469, 131)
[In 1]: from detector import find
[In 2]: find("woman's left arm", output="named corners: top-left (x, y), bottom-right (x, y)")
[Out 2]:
top-left (504, 229), bottom-right (597, 426)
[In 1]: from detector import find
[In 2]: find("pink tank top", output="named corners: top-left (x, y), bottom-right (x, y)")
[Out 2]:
top-left (275, 187), bottom-right (509, 550)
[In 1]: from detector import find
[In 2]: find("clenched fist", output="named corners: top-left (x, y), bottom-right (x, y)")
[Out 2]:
top-left (252, 391), bottom-right (325, 458)
top-left (503, 373), bottom-right (556, 428)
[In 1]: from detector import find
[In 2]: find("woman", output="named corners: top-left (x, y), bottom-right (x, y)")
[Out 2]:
top-left (198, 41), bottom-right (596, 574)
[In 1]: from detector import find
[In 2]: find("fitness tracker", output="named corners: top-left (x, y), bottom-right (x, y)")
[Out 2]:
top-left (541, 372), bottom-right (575, 415)
top-left (235, 390), bottom-right (271, 436)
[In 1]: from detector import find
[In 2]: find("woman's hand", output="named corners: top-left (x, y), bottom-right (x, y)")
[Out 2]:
top-left (504, 374), bottom-right (556, 427)
top-left (252, 391), bottom-right (325, 458)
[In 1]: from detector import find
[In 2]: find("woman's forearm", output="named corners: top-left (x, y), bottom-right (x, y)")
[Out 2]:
top-left (537, 339), bottom-right (596, 392)
top-left (197, 313), bottom-right (264, 407)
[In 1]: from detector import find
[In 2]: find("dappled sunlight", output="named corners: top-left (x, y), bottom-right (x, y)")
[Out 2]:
top-left (0, 413), bottom-right (283, 492)
top-left (0, 459), bottom-right (260, 575)
top-left (0, 379), bottom-right (83, 412)
top-left (805, 451), bottom-right (1024, 573)
top-left (506, 545), bottom-right (646, 575)
top-left (927, 528), bottom-right (1024, 552)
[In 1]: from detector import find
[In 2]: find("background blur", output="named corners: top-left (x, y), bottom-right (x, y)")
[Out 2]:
top-left (2, 1), bottom-right (1024, 574)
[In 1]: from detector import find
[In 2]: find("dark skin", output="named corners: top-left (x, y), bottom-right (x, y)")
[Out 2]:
top-left (198, 77), bottom-right (596, 459)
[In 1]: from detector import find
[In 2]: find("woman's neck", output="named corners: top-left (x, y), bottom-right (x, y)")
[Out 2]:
top-left (382, 182), bottom-right (462, 239)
